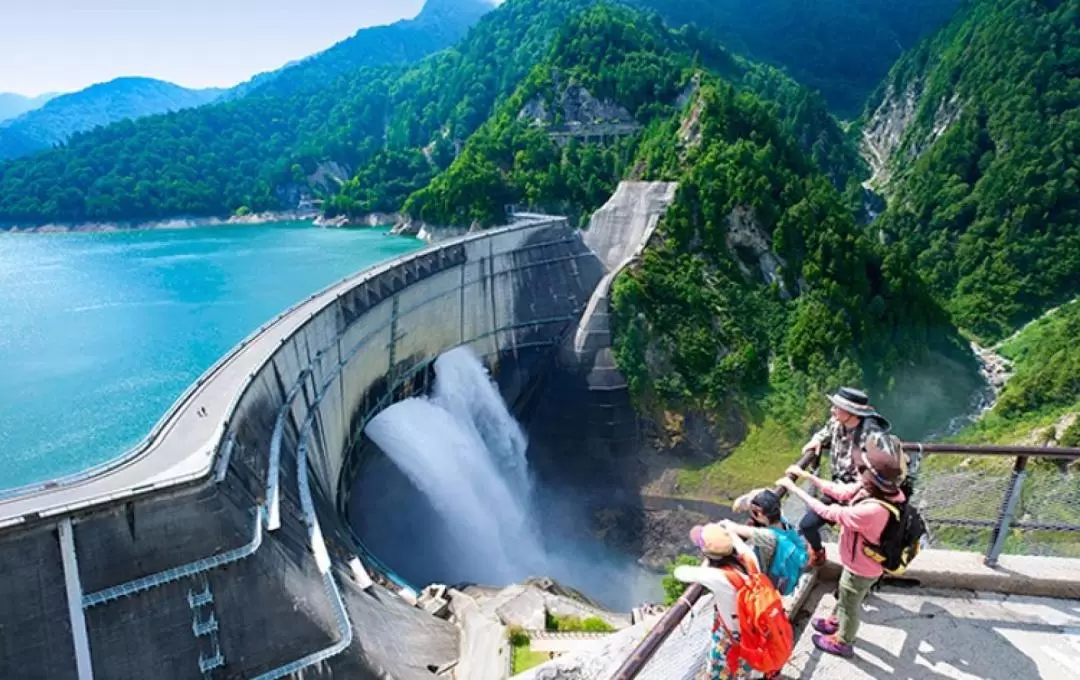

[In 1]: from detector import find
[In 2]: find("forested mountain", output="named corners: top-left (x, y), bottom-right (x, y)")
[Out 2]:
top-left (0, 78), bottom-right (224, 161)
top-left (0, 92), bottom-right (57, 124)
top-left (0, 0), bottom-right (957, 226)
top-left (864, 0), bottom-right (1080, 343)
top-left (226, 0), bottom-right (496, 101)
top-left (0, 0), bottom-right (588, 224)
top-left (625, 0), bottom-right (959, 117)
top-left (609, 71), bottom-right (975, 448)
top-left (397, 5), bottom-right (865, 230)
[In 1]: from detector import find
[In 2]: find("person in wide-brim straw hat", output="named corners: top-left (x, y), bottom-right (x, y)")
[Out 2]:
top-left (777, 432), bottom-right (906, 659)
top-left (797, 387), bottom-right (892, 568)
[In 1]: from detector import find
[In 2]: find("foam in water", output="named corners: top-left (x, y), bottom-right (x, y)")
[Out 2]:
top-left (365, 346), bottom-right (549, 585)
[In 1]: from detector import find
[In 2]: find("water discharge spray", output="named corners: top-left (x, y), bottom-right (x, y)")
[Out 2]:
top-left (365, 347), bottom-right (549, 586)
top-left (364, 345), bottom-right (663, 608)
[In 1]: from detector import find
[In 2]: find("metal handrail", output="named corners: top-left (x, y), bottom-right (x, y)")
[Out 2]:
top-left (82, 506), bottom-right (264, 608)
top-left (608, 448), bottom-right (820, 680)
top-left (900, 442), bottom-right (1079, 566)
top-left (612, 441), bottom-right (1080, 679)
top-left (902, 442), bottom-right (1080, 458)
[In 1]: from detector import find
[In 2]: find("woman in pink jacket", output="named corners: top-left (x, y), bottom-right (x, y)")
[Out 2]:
top-left (776, 432), bottom-right (905, 659)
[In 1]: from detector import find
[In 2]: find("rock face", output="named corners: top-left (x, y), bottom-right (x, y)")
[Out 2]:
top-left (519, 83), bottom-right (635, 129)
top-left (314, 212), bottom-right (400, 228)
top-left (308, 160), bottom-right (351, 192)
top-left (862, 81), bottom-right (964, 192)
top-left (861, 82), bottom-right (921, 190)
top-left (389, 214), bottom-right (472, 242)
top-left (724, 206), bottom-right (789, 297)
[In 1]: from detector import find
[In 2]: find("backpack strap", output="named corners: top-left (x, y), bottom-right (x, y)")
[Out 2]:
top-left (859, 498), bottom-right (901, 519)
top-left (850, 498), bottom-right (901, 560)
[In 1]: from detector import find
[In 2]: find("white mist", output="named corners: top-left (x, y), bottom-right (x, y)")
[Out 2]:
top-left (365, 346), bottom-right (549, 586)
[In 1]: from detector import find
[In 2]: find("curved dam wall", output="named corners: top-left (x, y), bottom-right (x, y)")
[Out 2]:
top-left (0, 215), bottom-right (612, 680)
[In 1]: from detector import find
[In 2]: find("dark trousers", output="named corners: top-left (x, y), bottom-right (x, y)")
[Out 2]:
top-left (799, 496), bottom-right (836, 552)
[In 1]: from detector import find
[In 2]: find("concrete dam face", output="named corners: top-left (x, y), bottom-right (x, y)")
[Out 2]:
top-left (0, 184), bottom-right (677, 680)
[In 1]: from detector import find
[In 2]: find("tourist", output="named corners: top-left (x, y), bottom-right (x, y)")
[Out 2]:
top-left (775, 432), bottom-right (906, 659)
top-left (717, 490), bottom-right (807, 595)
top-left (679, 525), bottom-right (760, 680)
top-left (798, 387), bottom-right (891, 567)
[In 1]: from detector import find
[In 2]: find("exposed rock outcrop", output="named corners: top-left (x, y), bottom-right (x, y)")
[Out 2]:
top-left (724, 206), bottom-right (789, 296)
top-left (314, 212), bottom-right (399, 229)
top-left (519, 82), bottom-right (634, 129)
top-left (862, 82), bottom-right (964, 192)
top-left (861, 82), bottom-right (921, 190)
top-left (389, 213), bottom-right (473, 242)
top-left (308, 160), bottom-right (350, 192)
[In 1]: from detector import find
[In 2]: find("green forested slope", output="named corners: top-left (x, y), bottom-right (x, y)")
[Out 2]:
top-left (868, 0), bottom-right (1080, 342)
top-left (613, 80), bottom-right (972, 418)
top-left (0, 78), bottom-right (224, 161)
top-left (605, 75), bottom-right (977, 495)
top-left (627, 0), bottom-right (959, 117)
top-left (0, 0), bottom-right (957, 225)
top-left (0, 0), bottom-right (510, 223)
top-left (400, 4), bottom-right (866, 229)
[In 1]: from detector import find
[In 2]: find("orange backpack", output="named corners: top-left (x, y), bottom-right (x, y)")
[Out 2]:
top-left (717, 558), bottom-right (794, 674)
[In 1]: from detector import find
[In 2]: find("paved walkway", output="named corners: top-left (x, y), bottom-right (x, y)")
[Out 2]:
top-left (784, 585), bottom-right (1080, 679)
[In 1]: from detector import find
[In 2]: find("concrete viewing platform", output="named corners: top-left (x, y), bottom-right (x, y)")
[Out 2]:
top-left (787, 585), bottom-right (1080, 679)
top-left (515, 549), bottom-right (1080, 680)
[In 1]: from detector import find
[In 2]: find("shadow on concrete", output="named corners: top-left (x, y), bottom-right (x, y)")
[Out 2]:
top-left (790, 587), bottom-right (1070, 680)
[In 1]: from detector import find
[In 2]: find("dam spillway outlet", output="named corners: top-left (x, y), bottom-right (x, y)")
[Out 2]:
top-left (351, 346), bottom-right (662, 611)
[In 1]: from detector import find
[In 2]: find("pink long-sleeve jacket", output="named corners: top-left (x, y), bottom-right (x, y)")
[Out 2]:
top-left (803, 481), bottom-right (905, 578)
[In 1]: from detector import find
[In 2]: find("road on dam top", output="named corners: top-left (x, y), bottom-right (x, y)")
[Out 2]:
top-left (0, 217), bottom-right (553, 528)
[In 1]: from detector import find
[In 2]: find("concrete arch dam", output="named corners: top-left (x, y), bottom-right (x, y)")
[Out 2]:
top-left (0, 182), bottom-right (678, 680)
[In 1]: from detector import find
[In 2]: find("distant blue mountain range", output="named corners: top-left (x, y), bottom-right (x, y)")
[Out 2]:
top-left (0, 0), bottom-right (496, 160)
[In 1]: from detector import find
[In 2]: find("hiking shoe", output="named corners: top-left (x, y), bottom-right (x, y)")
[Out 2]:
top-left (813, 634), bottom-right (855, 658)
top-left (812, 617), bottom-right (839, 635)
top-left (808, 548), bottom-right (827, 568)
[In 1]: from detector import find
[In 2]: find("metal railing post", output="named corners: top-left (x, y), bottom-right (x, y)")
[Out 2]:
top-left (985, 455), bottom-right (1029, 567)
top-left (608, 449), bottom-right (819, 680)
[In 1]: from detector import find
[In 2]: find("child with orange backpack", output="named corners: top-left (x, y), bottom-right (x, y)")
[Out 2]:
top-left (682, 522), bottom-right (794, 679)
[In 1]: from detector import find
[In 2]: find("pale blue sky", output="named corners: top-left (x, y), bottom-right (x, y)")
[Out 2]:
top-left (0, 1), bottom-right (428, 96)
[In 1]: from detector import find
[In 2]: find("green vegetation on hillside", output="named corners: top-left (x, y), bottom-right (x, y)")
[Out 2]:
top-left (996, 301), bottom-right (1080, 419)
top-left (609, 75), bottom-right (976, 496)
top-left (238, 0), bottom-right (494, 101)
top-left (0, 0), bottom-right (958, 226)
top-left (628, 0), bottom-right (959, 117)
top-left (0, 0), bottom-right (507, 223)
top-left (870, 0), bottom-right (1080, 342)
top-left (402, 5), bottom-right (710, 227)
top-left (956, 301), bottom-right (1080, 448)
top-left (0, 78), bottom-right (224, 161)
top-left (403, 4), bottom-right (866, 229)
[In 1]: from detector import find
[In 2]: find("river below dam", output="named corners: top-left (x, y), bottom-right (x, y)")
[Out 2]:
top-left (0, 222), bottom-right (422, 491)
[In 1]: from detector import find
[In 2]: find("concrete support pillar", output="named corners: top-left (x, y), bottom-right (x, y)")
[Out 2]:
top-left (58, 518), bottom-right (95, 680)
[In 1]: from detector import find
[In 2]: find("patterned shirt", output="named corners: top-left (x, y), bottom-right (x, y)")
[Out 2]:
top-left (807, 414), bottom-right (890, 484)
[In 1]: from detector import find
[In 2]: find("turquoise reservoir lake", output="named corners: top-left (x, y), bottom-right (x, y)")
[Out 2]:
top-left (0, 222), bottom-right (423, 491)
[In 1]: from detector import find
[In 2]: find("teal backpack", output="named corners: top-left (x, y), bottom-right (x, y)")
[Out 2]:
top-left (763, 519), bottom-right (809, 596)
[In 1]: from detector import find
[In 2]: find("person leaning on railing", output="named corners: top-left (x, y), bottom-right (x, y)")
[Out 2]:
top-left (797, 387), bottom-right (892, 567)
top-left (776, 432), bottom-right (905, 660)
